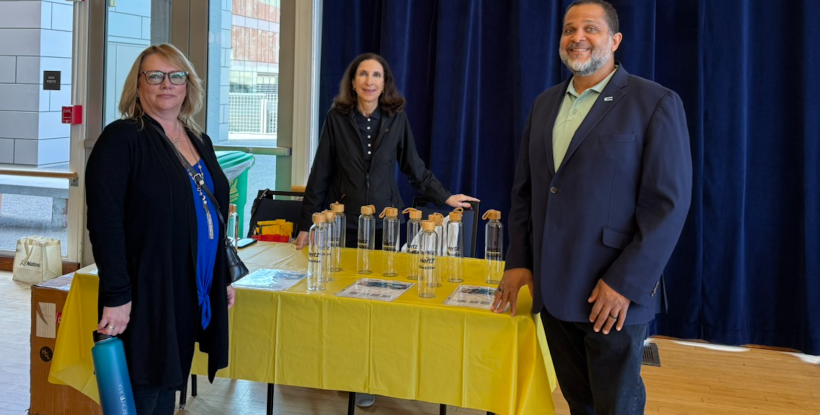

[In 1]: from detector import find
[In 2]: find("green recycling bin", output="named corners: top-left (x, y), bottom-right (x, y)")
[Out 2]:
top-left (215, 151), bottom-right (255, 237)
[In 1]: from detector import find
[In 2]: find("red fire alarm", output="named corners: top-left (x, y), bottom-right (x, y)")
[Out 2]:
top-left (61, 105), bottom-right (83, 124)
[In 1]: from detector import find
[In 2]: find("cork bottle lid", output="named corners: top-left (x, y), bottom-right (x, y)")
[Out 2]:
top-left (379, 207), bottom-right (398, 218)
top-left (323, 210), bottom-right (335, 221)
top-left (482, 209), bottom-right (501, 220)
top-left (229, 204), bottom-right (237, 214)
top-left (330, 202), bottom-right (345, 213)
top-left (312, 212), bottom-right (326, 224)
top-left (361, 205), bottom-right (376, 215)
top-left (429, 212), bottom-right (444, 225)
top-left (402, 207), bottom-right (422, 219)
top-left (449, 211), bottom-right (462, 222)
top-left (421, 220), bottom-right (435, 231)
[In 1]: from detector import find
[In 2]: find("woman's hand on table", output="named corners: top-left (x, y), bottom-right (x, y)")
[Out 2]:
top-left (227, 285), bottom-right (236, 309)
top-left (445, 194), bottom-right (480, 209)
top-left (98, 302), bottom-right (132, 336)
top-left (294, 231), bottom-right (309, 250)
top-left (491, 268), bottom-right (533, 317)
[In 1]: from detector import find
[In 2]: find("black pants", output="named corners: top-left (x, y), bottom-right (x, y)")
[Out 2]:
top-left (540, 310), bottom-right (647, 415)
top-left (345, 228), bottom-right (383, 249)
top-left (132, 384), bottom-right (176, 415)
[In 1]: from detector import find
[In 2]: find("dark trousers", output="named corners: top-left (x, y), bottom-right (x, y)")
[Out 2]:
top-left (133, 384), bottom-right (176, 415)
top-left (345, 228), bottom-right (383, 249)
top-left (540, 310), bottom-right (647, 415)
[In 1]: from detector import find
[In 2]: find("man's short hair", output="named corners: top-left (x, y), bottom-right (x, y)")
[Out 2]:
top-left (565, 0), bottom-right (620, 35)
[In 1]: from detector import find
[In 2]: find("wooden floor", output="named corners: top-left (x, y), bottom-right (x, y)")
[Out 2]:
top-left (2, 270), bottom-right (818, 415)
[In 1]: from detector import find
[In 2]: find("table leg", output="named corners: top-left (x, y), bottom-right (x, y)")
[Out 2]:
top-left (348, 392), bottom-right (356, 415)
top-left (267, 384), bottom-right (275, 415)
top-left (179, 378), bottom-right (188, 410)
top-left (440, 403), bottom-right (447, 414)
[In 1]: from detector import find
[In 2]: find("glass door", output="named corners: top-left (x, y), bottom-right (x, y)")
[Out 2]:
top-left (0, 1), bottom-right (78, 261)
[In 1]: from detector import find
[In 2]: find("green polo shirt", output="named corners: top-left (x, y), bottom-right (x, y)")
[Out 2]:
top-left (552, 66), bottom-right (618, 169)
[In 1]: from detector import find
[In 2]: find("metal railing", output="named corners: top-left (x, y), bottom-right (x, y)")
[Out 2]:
top-left (213, 145), bottom-right (291, 156)
top-left (0, 167), bottom-right (78, 185)
top-left (229, 93), bottom-right (279, 135)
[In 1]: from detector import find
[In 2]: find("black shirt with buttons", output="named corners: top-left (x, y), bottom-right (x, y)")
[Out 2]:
top-left (354, 106), bottom-right (382, 171)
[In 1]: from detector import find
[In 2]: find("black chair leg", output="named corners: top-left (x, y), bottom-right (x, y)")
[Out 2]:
top-left (191, 374), bottom-right (198, 396)
top-left (348, 392), bottom-right (356, 415)
top-left (440, 403), bottom-right (447, 414)
top-left (178, 378), bottom-right (187, 410)
top-left (267, 383), bottom-right (275, 415)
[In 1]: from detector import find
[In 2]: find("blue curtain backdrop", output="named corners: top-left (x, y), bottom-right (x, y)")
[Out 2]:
top-left (319, 0), bottom-right (820, 355)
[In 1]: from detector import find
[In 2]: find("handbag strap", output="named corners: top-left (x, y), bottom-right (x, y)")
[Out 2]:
top-left (148, 122), bottom-right (229, 240)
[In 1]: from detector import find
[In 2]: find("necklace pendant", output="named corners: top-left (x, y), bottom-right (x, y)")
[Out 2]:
top-left (205, 208), bottom-right (214, 240)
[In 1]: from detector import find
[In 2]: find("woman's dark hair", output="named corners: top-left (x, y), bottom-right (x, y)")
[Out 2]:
top-left (332, 53), bottom-right (406, 117)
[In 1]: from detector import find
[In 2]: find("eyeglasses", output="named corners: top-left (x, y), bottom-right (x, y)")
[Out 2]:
top-left (141, 70), bottom-right (188, 85)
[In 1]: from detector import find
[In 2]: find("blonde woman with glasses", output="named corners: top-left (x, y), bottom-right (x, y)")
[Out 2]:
top-left (86, 43), bottom-right (235, 414)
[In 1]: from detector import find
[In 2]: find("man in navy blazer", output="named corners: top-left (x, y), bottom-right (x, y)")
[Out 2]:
top-left (492, 1), bottom-right (692, 413)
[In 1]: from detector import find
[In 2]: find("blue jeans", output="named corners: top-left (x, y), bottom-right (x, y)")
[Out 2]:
top-left (540, 310), bottom-right (647, 415)
top-left (132, 384), bottom-right (176, 415)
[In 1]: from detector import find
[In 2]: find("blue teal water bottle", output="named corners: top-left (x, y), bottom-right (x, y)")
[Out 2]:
top-left (91, 331), bottom-right (136, 415)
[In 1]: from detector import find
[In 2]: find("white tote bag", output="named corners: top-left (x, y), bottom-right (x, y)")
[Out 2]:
top-left (12, 236), bottom-right (62, 284)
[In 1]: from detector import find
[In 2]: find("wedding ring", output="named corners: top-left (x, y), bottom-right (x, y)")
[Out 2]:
top-left (608, 314), bottom-right (617, 320)
top-left (497, 287), bottom-right (504, 294)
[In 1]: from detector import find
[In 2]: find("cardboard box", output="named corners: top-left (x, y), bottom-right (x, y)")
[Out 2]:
top-left (30, 273), bottom-right (102, 415)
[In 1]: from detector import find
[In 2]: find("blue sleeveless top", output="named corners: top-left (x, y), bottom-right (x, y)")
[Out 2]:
top-left (189, 159), bottom-right (219, 329)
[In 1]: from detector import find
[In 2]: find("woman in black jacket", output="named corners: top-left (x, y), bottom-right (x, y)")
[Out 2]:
top-left (296, 53), bottom-right (478, 249)
top-left (86, 44), bottom-right (235, 414)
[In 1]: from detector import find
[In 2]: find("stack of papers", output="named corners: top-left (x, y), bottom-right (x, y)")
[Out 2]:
top-left (336, 278), bottom-right (415, 302)
top-left (232, 269), bottom-right (306, 291)
top-left (443, 285), bottom-right (497, 310)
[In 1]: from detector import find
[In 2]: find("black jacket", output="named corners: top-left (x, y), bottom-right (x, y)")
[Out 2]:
top-left (300, 107), bottom-right (451, 231)
top-left (86, 115), bottom-right (231, 388)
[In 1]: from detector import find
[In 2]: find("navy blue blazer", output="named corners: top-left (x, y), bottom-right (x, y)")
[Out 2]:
top-left (505, 65), bottom-right (692, 324)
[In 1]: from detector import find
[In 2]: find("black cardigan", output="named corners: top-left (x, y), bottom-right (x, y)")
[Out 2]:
top-left (86, 116), bottom-right (230, 388)
top-left (300, 108), bottom-right (452, 231)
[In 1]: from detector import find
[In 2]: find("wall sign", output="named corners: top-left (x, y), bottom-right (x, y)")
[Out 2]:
top-left (43, 71), bottom-right (61, 91)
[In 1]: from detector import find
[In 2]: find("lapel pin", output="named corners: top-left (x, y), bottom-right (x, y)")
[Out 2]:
top-left (604, 96), bottom-right (613, 102)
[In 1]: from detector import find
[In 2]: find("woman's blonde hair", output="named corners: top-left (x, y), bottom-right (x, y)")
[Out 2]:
top-left (118, 43), bottom-right (204, 137)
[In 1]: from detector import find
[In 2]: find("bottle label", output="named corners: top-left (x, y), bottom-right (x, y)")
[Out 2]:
top-left (420, 257), bottom-right (436, 270)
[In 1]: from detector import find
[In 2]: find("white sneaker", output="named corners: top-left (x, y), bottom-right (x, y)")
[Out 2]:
top-left (355, 393), bottom-right (376, 408)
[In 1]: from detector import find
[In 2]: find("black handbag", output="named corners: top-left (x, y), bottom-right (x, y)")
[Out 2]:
top-left (248, 189), bottom-right (304, 238)
top-left (150, 123), bottom-right (249, 282)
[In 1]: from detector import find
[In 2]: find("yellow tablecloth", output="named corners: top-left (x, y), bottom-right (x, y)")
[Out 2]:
top-left (49, 243), bottom-right (556, 415)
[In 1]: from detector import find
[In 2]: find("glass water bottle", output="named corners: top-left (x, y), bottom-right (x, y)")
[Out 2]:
top-left (380, 207), bottom-right (400, 277)
top-left (418, 220), bottom-right (438, 298)
top-left (307, 213), bottom-right (328, 291)
top-left (428, 213), bottom-right (445, 286)
top-left (226, 204), bottom-right (239, 246)
top-left (445, 208), bottom-right (464, 283)
top-left (322, 210), bottom-right (336, 282)
top-left (330, 202), bottom-right (346, 272)
top-left (483, 209), bottom-right (504, 284)
top-left (403, 208), bottom-right (422, 280)
top-left (357, 205), bottom-right (376, 274)
top-left (429, 213), bottom-right (445, 256)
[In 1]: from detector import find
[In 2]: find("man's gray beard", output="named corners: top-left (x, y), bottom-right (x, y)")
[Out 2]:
top-left (560, 38), bottom-right (613, 77)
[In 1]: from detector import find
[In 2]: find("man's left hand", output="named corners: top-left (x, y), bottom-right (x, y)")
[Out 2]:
top-left (444, 194), bottom-right (480, 209)
top-left (588, 279), bottom-right (630, 334)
